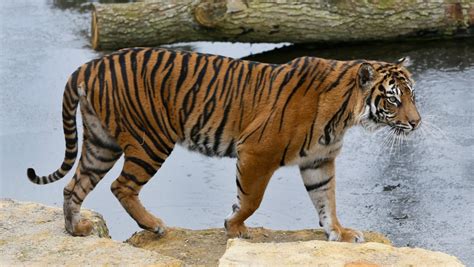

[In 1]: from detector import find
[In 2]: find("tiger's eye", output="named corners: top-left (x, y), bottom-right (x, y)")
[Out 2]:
top-left (388, 96), bottom-right (398, 103)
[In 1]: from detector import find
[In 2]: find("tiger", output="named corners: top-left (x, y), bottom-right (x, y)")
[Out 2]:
top-left (27, 47), bottom-right (421, 242)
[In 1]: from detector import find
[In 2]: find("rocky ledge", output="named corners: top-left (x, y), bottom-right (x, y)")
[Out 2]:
top-left (0, 199), bottom-right (465, 266)
top-left (0, 199), bottom-right (181, 266)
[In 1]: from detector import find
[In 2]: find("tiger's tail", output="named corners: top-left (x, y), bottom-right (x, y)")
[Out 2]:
top-left (27, 70), bottom-right (81, 185)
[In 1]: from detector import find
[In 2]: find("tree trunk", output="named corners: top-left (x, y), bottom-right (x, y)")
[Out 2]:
top-left (91, 0), bottom-right (474, 51)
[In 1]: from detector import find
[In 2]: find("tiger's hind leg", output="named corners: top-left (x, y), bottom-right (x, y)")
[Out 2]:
top-left (111, 142), bottom-right (174, 235)
top-left (63, 95), bottom-right (122, 236)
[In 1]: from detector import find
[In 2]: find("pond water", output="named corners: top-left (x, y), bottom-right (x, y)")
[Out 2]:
top-left (1, 1), bottom-right (473, 265)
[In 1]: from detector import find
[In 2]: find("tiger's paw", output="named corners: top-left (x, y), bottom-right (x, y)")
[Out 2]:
top-left (224, 219), bottom-right (250, 239)
top-left (70, 218), bottom-right (93, 236)
top-left (139, 217), bottom-right (166, 237)
top-left (152, 225), bottom-right (166, 236)
top-left (328, 227), bottom-right (364, 243)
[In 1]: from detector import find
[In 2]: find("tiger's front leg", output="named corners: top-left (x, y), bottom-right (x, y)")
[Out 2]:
top-left (299, 158), bottom-right (364, 243)
top-left (224, 148), bottom-right (278, 238)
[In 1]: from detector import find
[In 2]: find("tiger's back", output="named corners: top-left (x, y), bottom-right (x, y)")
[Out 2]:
top-left (85, 48), bottom-right (278, 157)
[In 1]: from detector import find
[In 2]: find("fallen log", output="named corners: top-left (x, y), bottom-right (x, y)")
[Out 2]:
top-left (91, 0), bottom-right (474, 51)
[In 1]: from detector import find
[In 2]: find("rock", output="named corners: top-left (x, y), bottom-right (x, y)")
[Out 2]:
top-left (219, 239), bottom-right (465, 267)
top-left (127, 227), bottom-right (390, 266)
top-left (0, 199), bottom-right (182, 266)
top-left (2, 198), bottom-right (463, 266)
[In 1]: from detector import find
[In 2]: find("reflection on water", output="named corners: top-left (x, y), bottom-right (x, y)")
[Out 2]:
top-left (244, 38), bottom-right (474, 70)
top-left (0, 1), bottom-right (473, 265)
top-left (51, 0), bottom-right (136, 12)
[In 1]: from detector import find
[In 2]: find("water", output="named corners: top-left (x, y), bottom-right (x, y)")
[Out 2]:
top-left (1, 1), bottom-right (473, 265)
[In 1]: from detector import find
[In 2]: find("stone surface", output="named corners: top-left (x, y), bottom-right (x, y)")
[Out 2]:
top-left (127, 227), bottom-right (390, 266)
top-left (1, 199), bottom-right (464, 266)
top-left (0, 199), bottom-right (182, 266)
top-left (219, 239), bottom-right (465, 267)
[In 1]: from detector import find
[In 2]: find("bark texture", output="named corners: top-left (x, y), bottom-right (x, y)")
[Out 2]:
top-left (91, 0), bottom-right (474, 50)
top-left (92, 0), bottom-right (474, 50)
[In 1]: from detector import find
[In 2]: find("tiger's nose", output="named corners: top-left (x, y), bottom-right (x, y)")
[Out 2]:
top-left (409, 117), bottom-right (421, 130)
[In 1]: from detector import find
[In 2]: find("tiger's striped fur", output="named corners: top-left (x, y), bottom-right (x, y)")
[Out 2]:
top-left (28, 48), bottom-right (420, 241)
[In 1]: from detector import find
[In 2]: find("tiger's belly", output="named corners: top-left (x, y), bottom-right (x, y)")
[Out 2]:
top-left (288, 139), bottom-right (344, 168)
top-left (179, 135), bottom-right (237, 158)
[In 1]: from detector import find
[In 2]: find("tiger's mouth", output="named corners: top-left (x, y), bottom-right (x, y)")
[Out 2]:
top-left (389, 123), bottom-right (413, 135)
top-left (368, 109), bottom-right (415, 135)
top-left (362, 114), bottom-right (412, 136)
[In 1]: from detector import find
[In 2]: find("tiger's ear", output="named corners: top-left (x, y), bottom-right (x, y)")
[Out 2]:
top-left (358, 63), bottom-right (376, 91)
top-left (396, 56), bottom-right (412, 67)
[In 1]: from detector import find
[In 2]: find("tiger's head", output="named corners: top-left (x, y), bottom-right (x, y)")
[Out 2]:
top-left (358, 57), bottom-right (421, 135)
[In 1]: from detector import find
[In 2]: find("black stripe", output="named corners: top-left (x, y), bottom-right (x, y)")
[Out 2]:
top-left (127, 156), bottom-right (158, 177)
top-left (272, 68), bottom-right (296, 107)
top-left (236, 178), bottom-right (248, 195)
top-left (83, 61), bottom-right (93, 86)
top-left (82, 164), bottom-right (109, 176)
top-left (218, 59), bottom-right (233, 100)
top-left (307, 120), bottom-right (315, 150)
top-left (159, 59), bottom-right (174, 108)
top-left (236, 164), bottom-right (242, 175)
top-left (66, 142), bottom-right (76, 150)
top-left (71, 191), bottom-right (84, 203)
top-left (319, 88), bottom-right (354, 145)
top-left (98, 59), bottom-right (106, 113)
top-left (63, 90), bottom-right (75, 110)
top-left (119, 52), bottom-right (143, 124)
top-left (174, 52), bottom-right (189, 104)
top-left (239, 123), bottom-right (263, 144)
top-left (303, 60), bottom-right (321, 96)
top-left (279, 71), bottom-right (309, 131)
top-left (65, 150), bottom-right (77, 160)
top-left (60, 162), bottom-right (73, 171)
top-left (71, 197), bottom-right (82, 205)
top-left (140, 48), bottom-right (153, 77)
top-left (235, 62), bottom-right (245, 99)
top-left (300, 158), bottom-right (330, 171)
top-left (121, 171), bottom-right (148, 186)
top-left (299, 134), bottom-right (308, 157)
top-left (150, 50), bottom-right (165, 91)
top-left (280, 142), bottom-right (291, 166)
top-left (193, 54), bottom-right (202, 75)
top-left (313, 60), bottom-right (338, 94)
top-left (129, 51), bottom-right (174, 154)
top-left (212, 101), bottom-right (231, 153)
top-left (84, 141), bottom-right (119, 163)
top-left (69, 69), bottom-right (79, 92)
top-left (305, 176), bottom-right (333, 192)
top-left (65, 137), bottom-right (78, 145)
top-left (257, 113), bottom-right (273, 142)
top-left (224, 138), bottom-right (235, 157)
top-left (63, 127), bottom-right (76, 135)
top-left (102, 69), bottom-right (110, 127)
top-left (322, 61), bottom-right (362, 93)
top-left (119, 116), bottom-right (166, 164)
top-left (63, 116), bottom-right (76, 127)
top-left (88, 134), bottom-right (122, 153)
